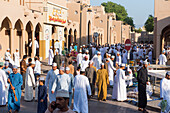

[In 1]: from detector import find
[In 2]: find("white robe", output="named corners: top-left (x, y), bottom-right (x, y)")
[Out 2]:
top-left (14, 52), bottom-right (20, 67)
top-left (159, 54), bottom-right (167, 65)
top-left (76, 53), bottom-right (83, 67)
top-left (160, 78), bottom-right (170, 113)
top-left (148, 51), bottom-right (152, 63)
top-left (34, 60), bottom-right (41, 74)
top-left (92, 55), bottom-right (102, 70)
top-left (25, 66), bottom-right (35, 101)
top-left (51, 74), bottom-right (70, 92)
top-left (73, 74), bottom-right (91, 113)
top-left (116, 69), bottom-right (127, 101)
top-left (122, 52), bottom-right (127, 64)
top-left (48, 49), bottom-right (54, 65)
top-left (0, 69), bottom-right (7, 105)
top-left (5, 52), bottom-right (14, 65)
top-left (45, 69), bottom-right (59, 103)
top-left (82, 54), bottom-right (90, 61)
top-left (29, 40), bottom-right (39, 57)
top-left (5, 51), bottom-right (11, 61)
top-left (108, 60), bottom-right (116, 86)
top-left (116, 55), bottom-right (122, 66)
top-left (125, 69), bottom-right (133, 87)
top-left (81, 60), bottom-right (89, 71)
top-left (112, 75), bottom-right (117, 99)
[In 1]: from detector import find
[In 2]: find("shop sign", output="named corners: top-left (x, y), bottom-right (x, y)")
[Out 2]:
top-left (47, 2), bottom-right (67, 26)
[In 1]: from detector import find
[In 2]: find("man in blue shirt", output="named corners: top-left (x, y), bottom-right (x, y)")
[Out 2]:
top-left (8, 66), bottom-right (23, 113)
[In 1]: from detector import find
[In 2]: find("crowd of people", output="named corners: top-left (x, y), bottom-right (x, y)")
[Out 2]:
top-left (0, 42), bottom-right (170, 113)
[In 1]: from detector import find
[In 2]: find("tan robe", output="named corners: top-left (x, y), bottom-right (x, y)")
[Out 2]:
top-left (96, 69), bottom-right (109, 100)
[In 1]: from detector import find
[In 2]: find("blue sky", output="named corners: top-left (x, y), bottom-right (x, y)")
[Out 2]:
top-left (90, 0), bottom-right (154, 28)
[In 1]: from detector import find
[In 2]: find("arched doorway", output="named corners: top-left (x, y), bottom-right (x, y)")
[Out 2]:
top-left (161, 25), bottom-right (170, 53)
top-left (35, 23), bottom-right (42, 57)
top-left (64, 28), bottom-right (68, 49)
top-left (74, 29), bottom-right (77, 44)
top-left (0, 17), bottom-right (12, 55)
top-left (25, 21), bottom-right (33, 56)
top-left (14, 19), bottom-right (23, 57)
top-left (68, 29), bottom-right (73, 51)
top-left (88, 21), bottom-right (91, 44)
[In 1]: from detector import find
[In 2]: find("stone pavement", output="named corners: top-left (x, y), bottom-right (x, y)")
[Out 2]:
top-left (0, 58), bottom-right (161, 113)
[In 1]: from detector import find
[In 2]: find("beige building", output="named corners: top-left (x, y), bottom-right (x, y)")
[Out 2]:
top-left (0, 0), bottom-right (131, 60)
top-left (154, 0), bottom-right (170, 61)
top-left (0, 0), bottom-right (67, 60)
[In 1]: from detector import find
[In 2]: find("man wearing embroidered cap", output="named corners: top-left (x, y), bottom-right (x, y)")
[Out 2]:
top-left (48, 46), bottom-right (54, 66)
top-left (29, 37), bottom-right (39, 57)
top-left (5, 48), bottom-right (12, 63)
top-left (137, 60), bottom-right (149, 112)
top-left (81, 55), bottom-right (89, 71)
top-left (116, 63), bottom-right (128, 102)
top-left (96, 63), bottom-right (109, 101)
top-left (25, 62), bottom-right (36, 101)
top-left (53, 49), bottom-right (61, 69)
top-left (108, 56), bottom-right (116, 86)
top-left (8, 65), bottom-right (23, 113)
top-left (76, 50), bottom-right (83, 67)
top-left (85, 61), bottom-right (97, 96)
top-left (73, 68), bottom-right (91, 113)
top-left (83, 50), bottom-right (90, 61)
top-left (45, 63), bottom-right (59, 102)
top-left (160, 71), bottom-right (170, 113)
top-left (45, 89), bottom-right (74, 113)
top-left (51, 67), bottom-right (70, 97)
top-left (159, 50), bottom-right (167, 65)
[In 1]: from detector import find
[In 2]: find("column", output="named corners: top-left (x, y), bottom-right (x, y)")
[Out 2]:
top-left (21, 29), bottom-right (25, 57)
top-left (39, 31), bottom-right (43, 60)
top-left (31, 30), bottom-right (35, 58)
top-left (10, 28), bottom-right (15, 59)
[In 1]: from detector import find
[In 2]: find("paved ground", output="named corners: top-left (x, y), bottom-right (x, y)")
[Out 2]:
top-left (0, 58), bottom-right (161, 113)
